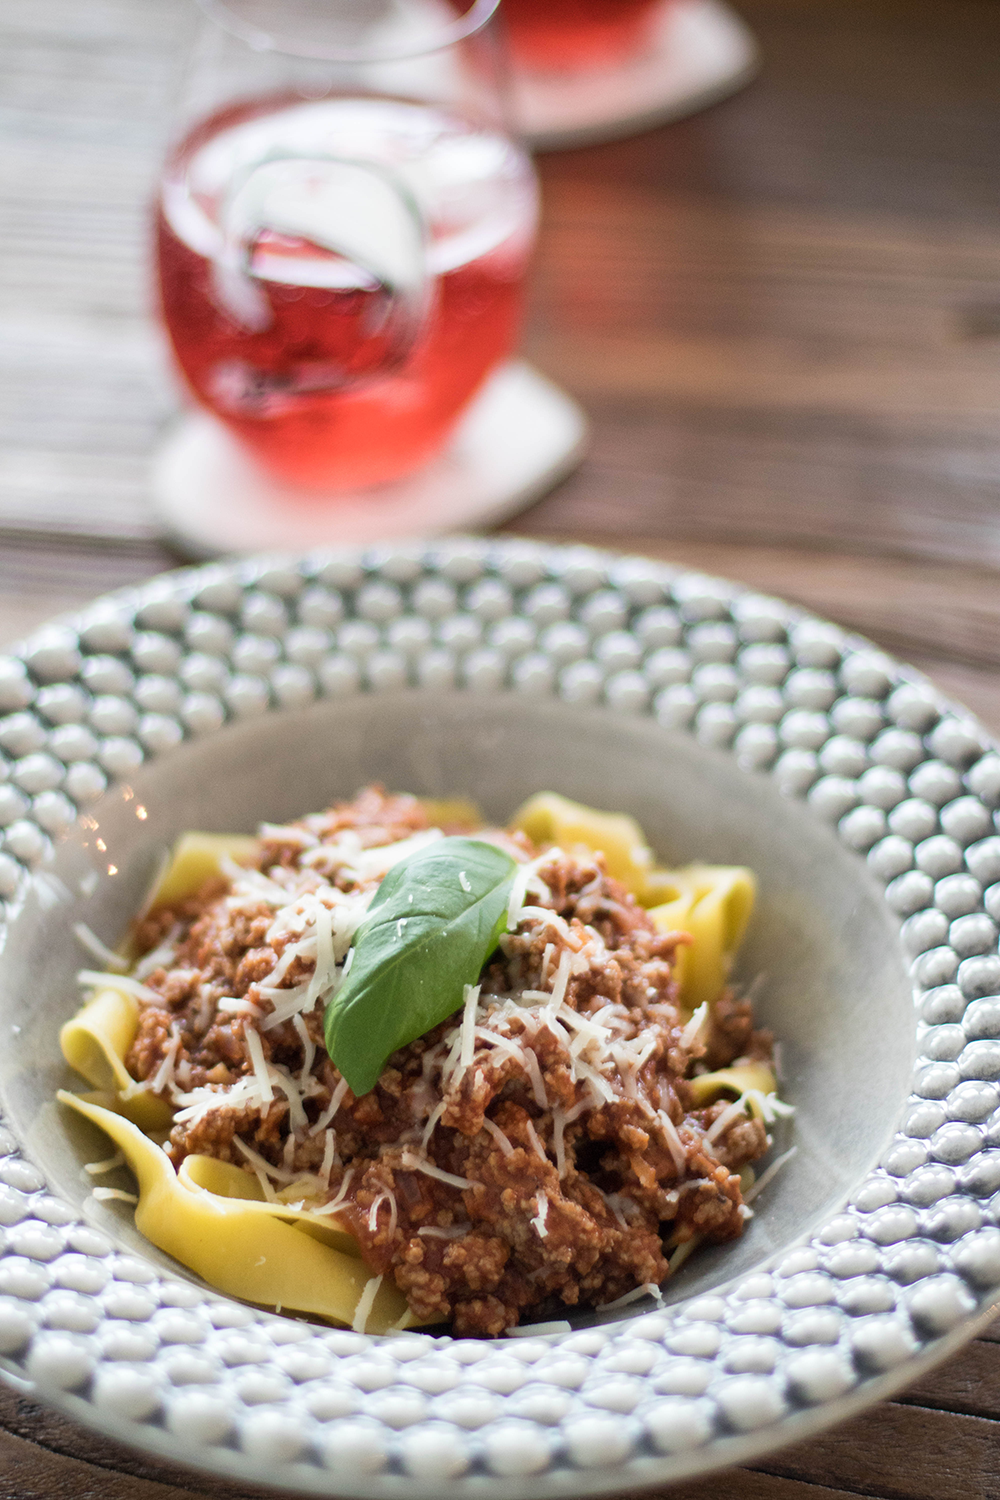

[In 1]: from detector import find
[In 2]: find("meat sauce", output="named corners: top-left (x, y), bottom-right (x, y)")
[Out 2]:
top-left (126, 788), bottom-right (772, 1335)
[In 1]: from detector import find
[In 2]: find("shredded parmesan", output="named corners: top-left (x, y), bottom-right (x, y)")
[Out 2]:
top-left (421, 1100), bottom-right (446, 1152)
top-left (351, 1274), bottom-right (383, 1334)
top-left (680, 1002), bottom-right (708, 1050)
top-left (73, 923), bottom-right (129, 972)
top-left (548, 948), bottom-right (572, 1009)
top-left (524, 1116), bottom-right (547, 1162)
top-left (315, 1167), bottom-right (355, 1216)
top-left (400, 1151), bottom-right (478, 1191)
top-left (232, 1135), bottom-right (298, 1184)
top-left (482, 1117), bottom-right (515, 1156)
top-left (259, 822), bottom-right (319, 847)
top-left (91, 1187), bottom-right (139, 1205)
top-left (658, 1110), bottom-right (687, 1174)
top-left (595, 1282), bottom-right (664, 1312)
top-left (367, 1191), bottom-right (398, 1239)
top-left (552, 1106), bottom-right (567, 1177)
top-left (743, 1145), bottom-right (798, 1204)
top-left (458, 983), bottom-right (481, 1074)
top-left (292, 1013), bottom-right (316, 1081)
top-left (244, 1025), bottom-right (274, 1104)
top-left (521, 1045), bottom-right (548, 1108)
top-left (417, 1223), bottom-right (470, 1240)
top-left (218, 996), bottom-right (261, 1016)
top-left (148, 1022), bottom-right (183, 1097)
top-left (320, 1129), bottom-right (337, 1184)
top-left (77, 970), bottom-right (159, 1003)
top-left (310, 1075), bottom-right (350, 1136)
top-left (705, 1092), bottom-right (750, 1143)
top-left (83, 1150), bottom-right (126, 1177)
top-left (667, 1236), bottom-right (702, 1274)
top-left (530, 1190), bottom-right (549, 1238)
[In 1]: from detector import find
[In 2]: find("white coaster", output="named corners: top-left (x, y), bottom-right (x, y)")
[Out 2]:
top-left (151, 360), bottom-right (587, 559)
top-left (516, 0), bottom-right (759, 151)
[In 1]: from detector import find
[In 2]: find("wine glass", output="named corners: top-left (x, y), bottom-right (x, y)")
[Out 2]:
top-left (155, 0), bottom-right (539, 493)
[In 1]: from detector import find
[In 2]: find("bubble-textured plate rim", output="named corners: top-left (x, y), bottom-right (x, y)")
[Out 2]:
top-left (1, 537), bottom-right (1000, 1497)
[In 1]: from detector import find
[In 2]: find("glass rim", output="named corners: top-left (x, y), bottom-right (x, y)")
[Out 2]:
top-left (195, 0), bottom-right (504, 64)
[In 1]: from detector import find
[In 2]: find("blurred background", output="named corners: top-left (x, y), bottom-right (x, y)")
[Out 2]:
top-left (2, 0), bottom-right (1000, 723)
top-left (3, 3), bottom-right (1000, 1494)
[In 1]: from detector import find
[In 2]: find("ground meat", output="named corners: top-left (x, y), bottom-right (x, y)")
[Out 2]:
top-left (124, 787), bottom-right (777, 1335)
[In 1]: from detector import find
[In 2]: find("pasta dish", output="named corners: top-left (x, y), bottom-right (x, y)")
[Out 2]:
top-left (60, 788), bottom-right (789, 1336)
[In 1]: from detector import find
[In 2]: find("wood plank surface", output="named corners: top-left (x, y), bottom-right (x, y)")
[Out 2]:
top-left (3, 0), bottom-right (1000, 1496)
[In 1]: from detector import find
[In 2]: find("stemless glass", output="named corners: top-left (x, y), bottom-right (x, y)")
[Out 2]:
top-left (155, 0), bottom-right (539, 491)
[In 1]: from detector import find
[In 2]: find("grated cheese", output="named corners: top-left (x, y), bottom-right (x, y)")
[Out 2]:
top-left (679, 1002), bottom-right (708, 1051)
top-left (172, 1075), bottom-right (264, 1127)
top-left (259, 822), bottom-right (319, 847)
top-left (521, 1046), bottom-right (548, 1109)
top-left (743, 1144), bottom-right (798, 1204)
top-left (77, 970), bottom-right (159, 1003)
top-left (595, 1282), bottom-right (664, 1312)
top-left (524, 1116), bottom-right (547, 1162)
top-left (315, 1166), bottom-right (354, 1216)
top-left (482, 1117), bottom-right (515, 1157)
top-left (658, 1110), bottom-right (687, 1174)
top-left (548, 948), bottom-right (572, 1009)
top-left (505, 851), bottom-right (555, 930)
top-left (367, 1191), bottom-right (398, 1239)
top-left (91, 1187), bottom-right (139, 1205)
top-left (149, 1022), bottom-right (183, 1097)
top-left (400, 1150), bottom-right (479, 1191)
top-left (320, 1129), bottom-right (337, 1184)
top-left (417, 1223), bottom-right (470, 1240)
top-left (292, 1013), bottom-right (316, 1081)
top-left (421, 1100), bottom-right (446, 1152)
top-left (232, 1135), bottom-right (299, 1184)
top-left (705, 1092), bottom-right (750, 1144)
top-left (310, 1075), bottom-right (350, 1136)
top-left (244, 1025), bottom-right (274, 1104)
top-left (351, 1274), bottom-right (383, 1334)
top-left (73, 922), bottom-right (129, 972)
top-left (218, 996), bottom-right (262, 1017)
top-left (83, 1150), bottom-right (126, 1177)
top-left (458, 983), bottom-right (481, 1075)
top-left (551, 1106), bottom-right (567, 1177)
top-left (530, 1190), bottom-right (549, 1238)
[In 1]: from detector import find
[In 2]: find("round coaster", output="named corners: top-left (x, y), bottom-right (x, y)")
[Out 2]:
top-left (516, 0), bottom-right (759, 151)
top-left (150, 361), bottom-right (588, 560)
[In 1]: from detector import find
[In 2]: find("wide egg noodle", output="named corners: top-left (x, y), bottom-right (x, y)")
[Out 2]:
top-left (58, 1090), bottom-right (411, 1330)
top-left (647, 865), bottom-right (756, 1012)
top-left (686, 1060), bottom-right (776, 1106)
top-left (59, 989), bottom-right (412, 1332)
top-left (60, 987), bottom-right (173, 1132)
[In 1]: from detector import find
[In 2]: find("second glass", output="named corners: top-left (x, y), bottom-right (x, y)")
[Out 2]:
top-left (156, 0), bottom-right (539, 491)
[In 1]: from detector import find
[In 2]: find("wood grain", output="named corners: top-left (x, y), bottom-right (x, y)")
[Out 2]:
top-left (3, 0), bottom-right (1000, 1496)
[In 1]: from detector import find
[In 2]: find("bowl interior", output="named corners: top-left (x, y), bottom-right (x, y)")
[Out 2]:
top-left (0, 692), bottom-right (916, 1319)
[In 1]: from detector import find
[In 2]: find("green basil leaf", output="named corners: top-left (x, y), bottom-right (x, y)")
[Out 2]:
top-left (323, 836), bottom-right (517, 1096)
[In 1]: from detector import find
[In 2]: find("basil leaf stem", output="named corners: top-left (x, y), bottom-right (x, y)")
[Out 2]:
top-left (323, 836), bottom-right (518, 1096)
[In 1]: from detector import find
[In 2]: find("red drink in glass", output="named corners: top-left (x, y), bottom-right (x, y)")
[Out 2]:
top-left (156, 94), bottom-right (538, 491)
top-left (502, 0), bottom-right (662, 72)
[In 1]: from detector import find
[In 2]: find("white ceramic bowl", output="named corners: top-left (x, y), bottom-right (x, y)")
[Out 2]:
top-left (0, 538), bottom-right (998, 1496)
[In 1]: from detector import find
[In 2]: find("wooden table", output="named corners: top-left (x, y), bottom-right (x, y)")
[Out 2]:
top-left (3, 0), bottom-right (1000, 1494)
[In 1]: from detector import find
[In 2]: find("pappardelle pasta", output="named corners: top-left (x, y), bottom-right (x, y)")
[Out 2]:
top-left (60, 788), bottom-right (790, 1336)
